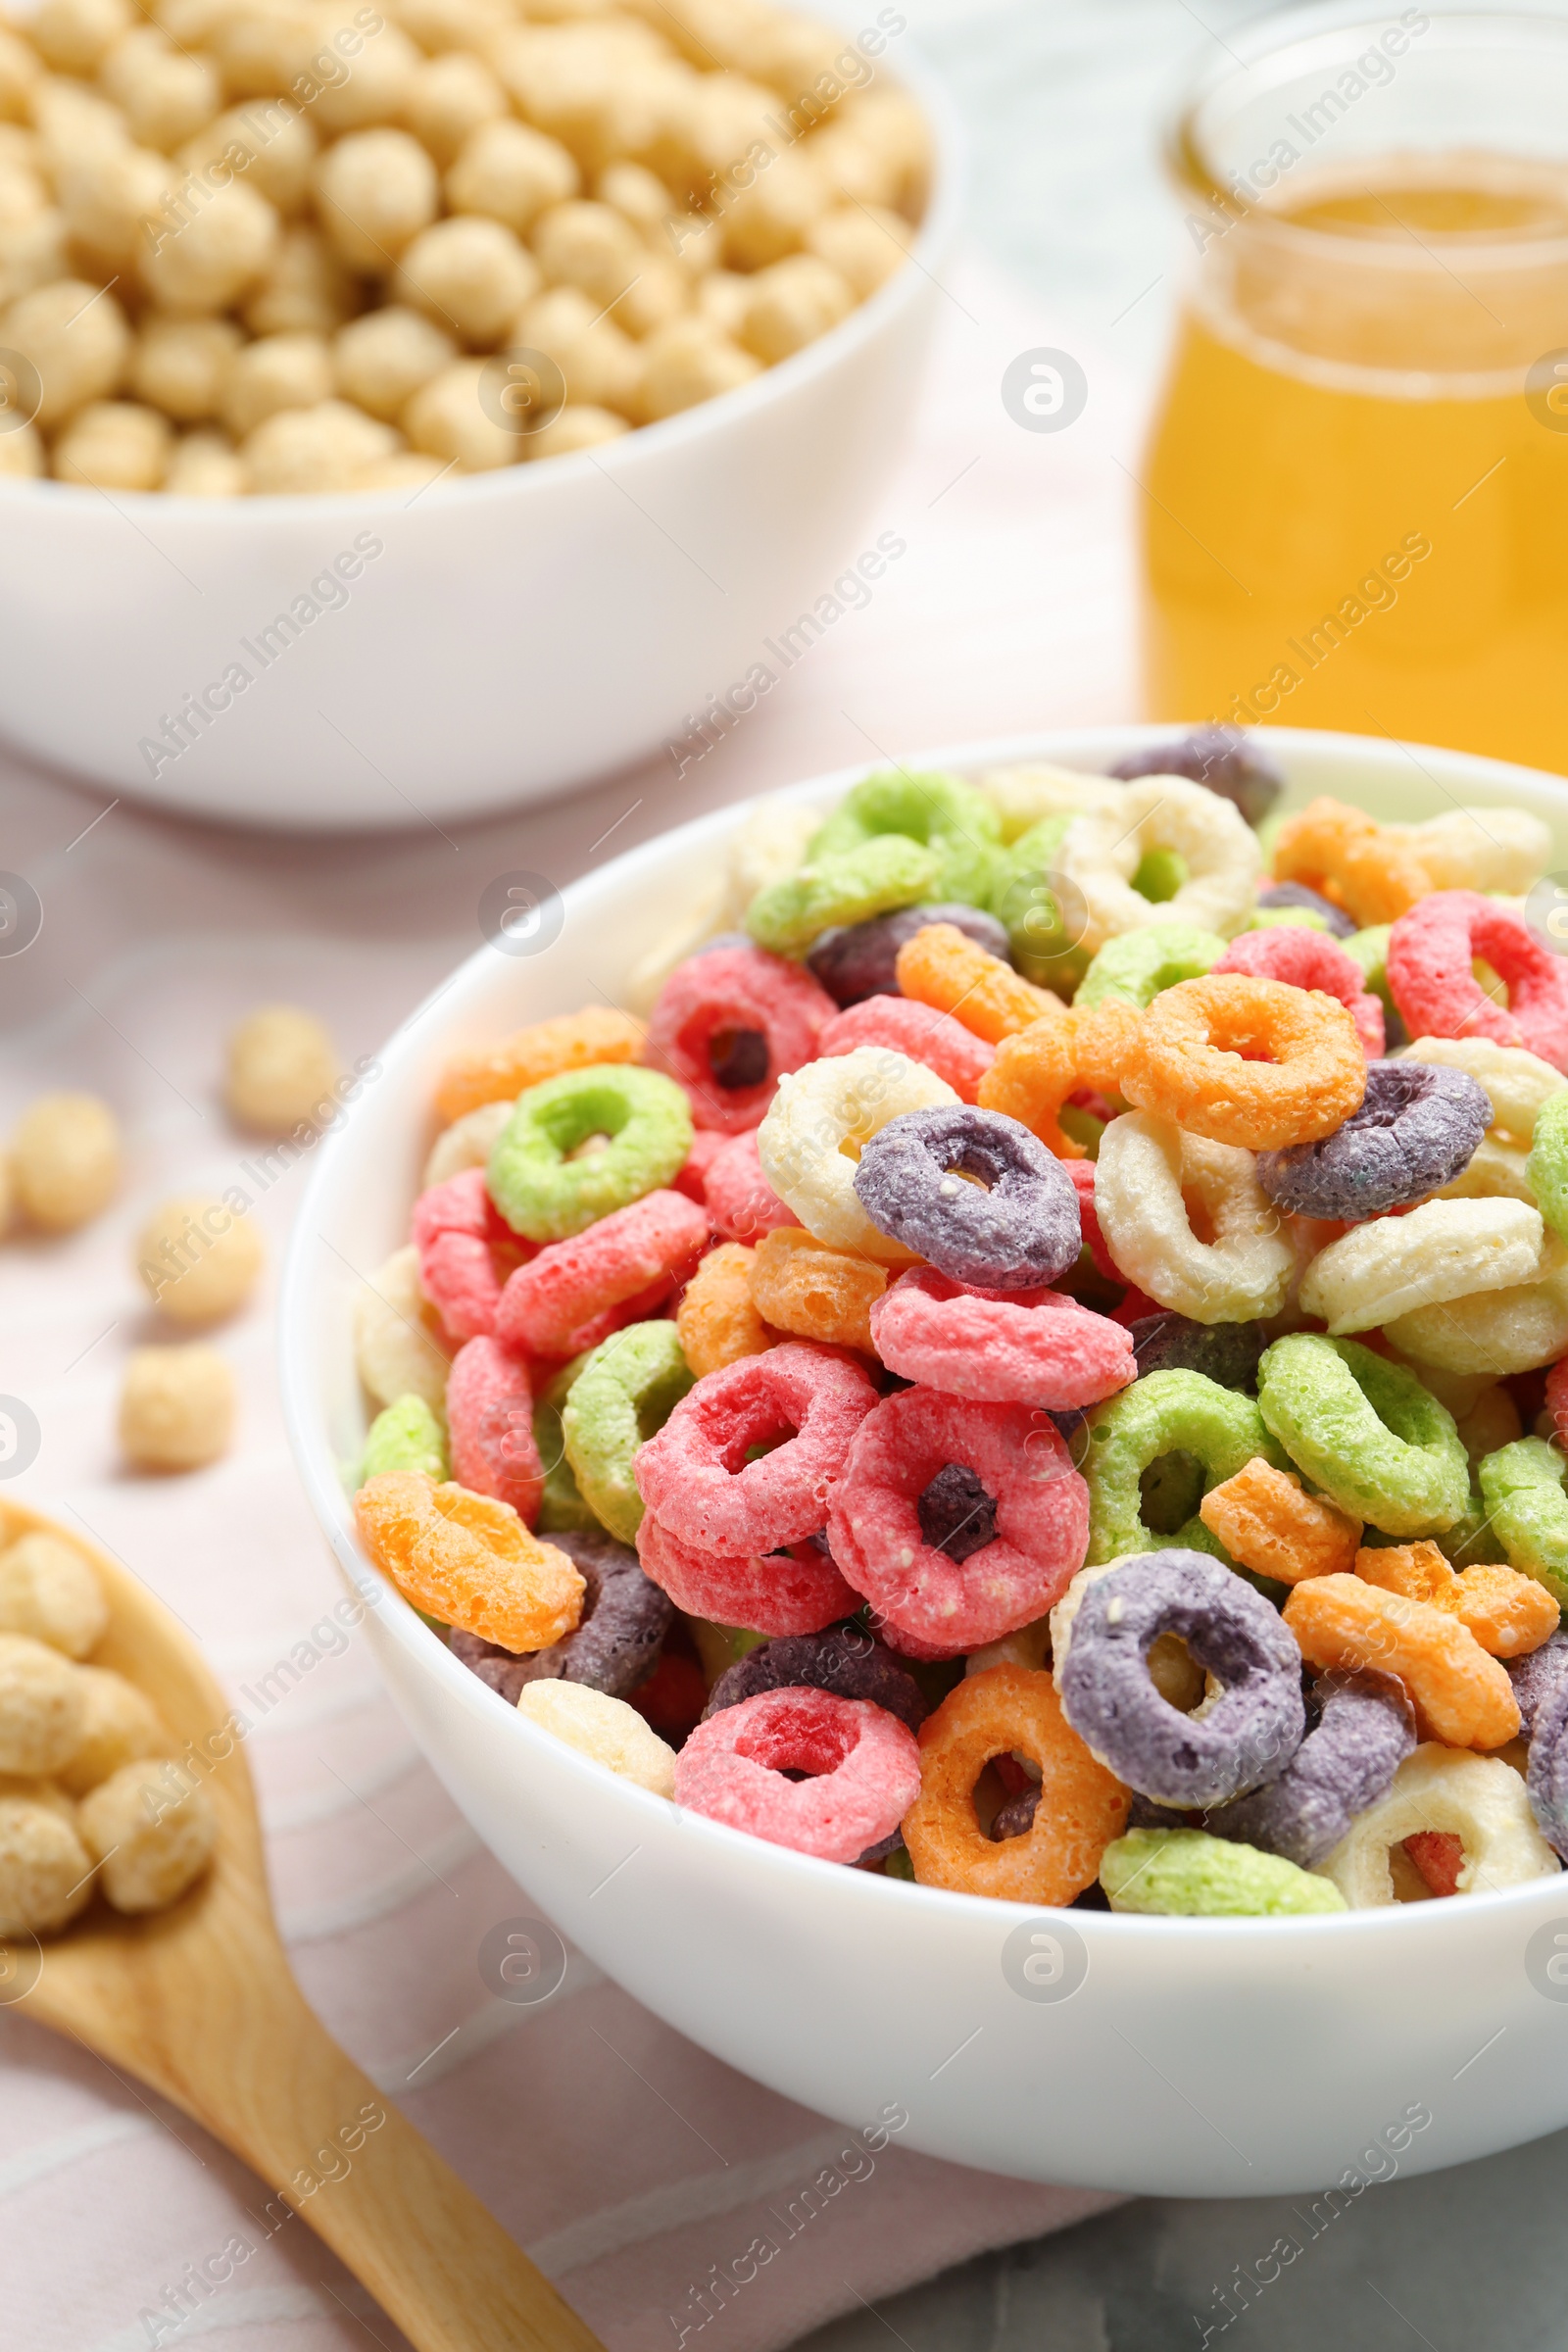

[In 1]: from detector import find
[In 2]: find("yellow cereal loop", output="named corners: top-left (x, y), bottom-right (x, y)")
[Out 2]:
top-left (1093, 1111), bottom-right (1295, 1324)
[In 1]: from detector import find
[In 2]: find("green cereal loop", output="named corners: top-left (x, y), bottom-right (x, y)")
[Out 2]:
top-left (1526, 1092), bottom-right (1568, 1241)
top-left (488, 1064), bottom-right (692, 1243)
top-left (1102, 1829), bottom-right (1348, 1916)
top-left (533, 1399), bottom-right (600, 1533)
top-left (1256, 1335), bottom-right (1468, 1538)
top-left (747, 836), bottom-right (941, 956)
top-left (992, 815), bottom-right (1094, 992)
top-left (358, 1394), bottom-right (448, 1488)
top-left (1344, 924), bottom-right (1397, 1030)
top-left (1082, 1368), bottom-right (1284, 1564)
top-left (562, 1320), bottom-right (694, 1543)
top-left (808, 768), bottom-right (1003, 907)
top-left (1478, 1438), bottom-right (1568, 1608)
top-left (1075, 920), bottom-right (1228, 1011)
top-left (1248, 906), bottom-right (1331, 934)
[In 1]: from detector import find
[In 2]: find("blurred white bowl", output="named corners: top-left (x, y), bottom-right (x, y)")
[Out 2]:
top-left (0, 55), bottom-right (959, 832)
top-left (281, 726), bottom-right (1568, 2196)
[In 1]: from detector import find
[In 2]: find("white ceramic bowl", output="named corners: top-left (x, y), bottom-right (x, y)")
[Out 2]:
top-left (0, 55), bottom-right (958, 832)
top-left (281, 725), bottom-right (1568, 2197)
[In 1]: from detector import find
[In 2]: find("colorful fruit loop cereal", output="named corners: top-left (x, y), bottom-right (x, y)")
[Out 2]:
top-left (646, 943), bottom-right (835, 1134)
top-left (675, 1686), bottom-right (922, 1864)
top-left (869, 1268), bottom-right (1135, 1408)
top-left (355, 729), bottom-right (1568, 1914)
top-left (826, 1390), bottom-right (1089, 1651)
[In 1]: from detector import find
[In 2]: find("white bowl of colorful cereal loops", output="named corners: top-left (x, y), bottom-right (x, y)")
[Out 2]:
top-left (281, 722), bottom-right (1568, 2195)
top-left (0, 0), bottom-right (954, 827)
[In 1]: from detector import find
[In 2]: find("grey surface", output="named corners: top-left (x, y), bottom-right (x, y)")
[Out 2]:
top-left (788, 2), bottom-right (1568, 2346)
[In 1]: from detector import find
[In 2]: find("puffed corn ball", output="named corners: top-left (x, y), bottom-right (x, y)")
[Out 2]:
top-left (0, 1531), bottom-right (109, 1659)
top-left (0, 1634), bottom-right (87, 1775)
top-left (0, 0), bottom-right (922, 492)
top-left (0, 1777), bottom-right (93, 1936)
top-left (136, 1194), bottom-right (265, 1322)
top-left (77, 1758), bottom-right (218, 1912)
top-left (57, 1664), bottom-right (168, 1796)
top-left (119, 1345), bottom-right (235, 1470)
top-left (225, 1002), bottom-right (340, 1130)
top-left (9, 1093), bottom-right (121, 1231)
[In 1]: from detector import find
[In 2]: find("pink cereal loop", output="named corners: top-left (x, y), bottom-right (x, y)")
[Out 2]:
top-left (645, 943), bottom-right (837, 1134)
top-left (1387, 891), bottom-right (1568, 1073)
top-left (869, 1267), bottom-right (1136, 1409)
top-left (1548, 1356), bottom-right (1568, 1449)
top-left (815, 996), bottom-right (997, 1104)
top-left (1067, 1157), bottom-right (1116, 1280)
top-left (636, 1511), bottom-right (860, 1634)
top-left (634, 1341), bottom-right (879, 1554)
top-left (703, 1128), bottom-right (801, 1243)
top-left (674, 1126), bottom-right (730, 1203)
top-left (412, 1167), bottom-right (527, 1342)
top-left (674, 1687), bottom-right (922, 1862)
top-left (827, 1389), bottom-right (1090, 1652)
top-left (1214, 925), bottom-right (1385, 1058)
top-left (445, 1335), bottom-right (545, 1526)
top-left (495, 1189), bottom-right (710, 1357)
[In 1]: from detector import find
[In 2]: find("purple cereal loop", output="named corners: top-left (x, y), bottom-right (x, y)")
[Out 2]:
top-left (1055, 1546), bottom-right (1305, 1808)
top-left (1110, 725), bottom-right (1284, 829)
top-left (1128, 1312), bottom-right (1267, 1395)
top-left (807, 903), bottom-right (1009, 1007)
top-left (1256, 882), bottom-right (1357, 939)
top-left (852, 1104), bottom-right (1081, 1289)
top-left (1513, 1632), bottom-right (1568, 1856)
top-left (702, 1624), bottom-right (929, 1732)
top-left (1256, 1059), bottom-right (1492, 1222)
top-left (1204, 1670), bottom-right (1415, 1868)
top-left (449, 1527), bottom-right (672, 1700)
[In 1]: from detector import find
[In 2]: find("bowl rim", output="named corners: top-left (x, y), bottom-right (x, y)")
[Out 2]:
top-left (279, 719), bottom-right (1568, 1946)
top-left (5, 31), bottom-right (965, 522)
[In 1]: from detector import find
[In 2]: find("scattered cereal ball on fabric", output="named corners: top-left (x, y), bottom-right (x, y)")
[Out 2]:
top-left (445, 115), bottom-right (578, 232)
top-left (119, 1345), bottom-right (235, 1471)
top-left (394, 215), bottom-right (541, 347)
top-left (737, 254), bottom-right (855, 365)
top-left (0, 1778), bottom-right (93, 1936)
top-left (513, 284), bottom-right (639, 413)
top-left (805, 202), bottom-right (910, 297)
top-left (404, 51), bottom-right (508, 168)
top-left (1, 277), bottom-right (130, 428)
top-left (11, 1094), bottom-right (121, 1231)
top-left (56, 142), bottom-right (175, 269)
top-left (129, 313), bottom-right (241, 422)
top-left (164, 428), bottom-right (245, 495)
top-left (242, 397), bottom-right (397, 493)
top-left (180, 104), bottom-right (318, 219)
top-left (355, 1244), bottom-right (451, 1410)
top-left (0, 419), bottom-right (43, 478)
top-left (77, 1757), bottom-right (217, 1911)
top-left (242, 223), bottom-right (357, 335)
top-left (525, 402), bottom-right (627, 460)
top-left (32, 0), bottom-right (132, 74)
top-left (0, 1531), bottom-right (108, 1659)
top-left (53, 399), bottom-right (172, 488)
top-left (315, 127), bottom-right (439, 270)
top-left (58, 1666), bottom-right (168, 1796)
top-left (403, 358), bottom-right (519, 470)
top-left (135, 1194), bottom-right (265, 1324)
top-left (0, 26), bottom-right (42, 122)
top-left (220, 330), bottom-right (333, 437)
top-left (0, 1635), bottom-right (87, 1776)
top-left (334, 303), bottom-right (457, 419)
top-left (140, 178), bottom-right (280, 312)
top-left (99, 26), bottom-right (221, 152)
top-left (225, 1003), bottom-right (340, 1131)
top-left (310, 21), bottom-right (420, 134)
top-left (517, 1678), bottom-right (676, 1796)
top-left (633, 317), bottom-right (759, 422)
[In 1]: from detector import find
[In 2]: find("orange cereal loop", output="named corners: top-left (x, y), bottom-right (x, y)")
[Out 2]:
top-left (978, 1000), bottom-right (1143, 1158)
top-left (749, 1227), bottom-right (886, 1352)
top-left (1284, 1572), bottom-right (1519, 1749)
top-left (356, 1471), bottom-right (585, 1651)
top-left (1120, 973), bottom-right (1366, 1151)
top-left (1199, 1458), bottom-right (1361, 1585)
top-left (677, 1242), bottom-right (779, 1378)
top-left (1272, 798), bottom-right (1432, 928)
top-left (895, 923), bottom-right (1063, 1046)
top-left (435, 1007), bottom-right (645, 1121)
top-left (1354, 1541), bottom-right (1560, 1659)
top-left (901, 1663), bottom-right (1129, 1903)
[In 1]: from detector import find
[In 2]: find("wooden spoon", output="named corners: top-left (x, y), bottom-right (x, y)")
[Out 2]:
top-left (0, 1500), bottom-right (605, 2352)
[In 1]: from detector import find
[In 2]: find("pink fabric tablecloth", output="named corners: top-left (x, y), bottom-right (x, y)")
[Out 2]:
top-left (0, 253), bottom-right (1142, 2352)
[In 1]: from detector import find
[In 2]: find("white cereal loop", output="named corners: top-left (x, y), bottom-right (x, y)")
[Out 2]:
top-left (1317, 1744), bottom-right (1558, 1906)
top-left (757, 1047), bottom-right (957, 1264)
top-left (1094, 1111), bottom-right (1295, 1324)
top-left (354, 1244), bottom-right (452, 1410)
top-left (422, 1099), bottom-right (515, 1190)
top-left (1385, 1239), bottom-right (1568, 1374)
top-left (1298, 1197), bottom-right (1547, 1337)
top-left (1054, 776), bottom-right (1262, 955)
top-left (975, 762), bottom-right (1125, 844)
top-left (1387, 806), bottom-right (1551, 895)
top-left (1403, 1035), bottom-right (1568, 1203)
top-left (517, 1680), bottom-right (676, 1796)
